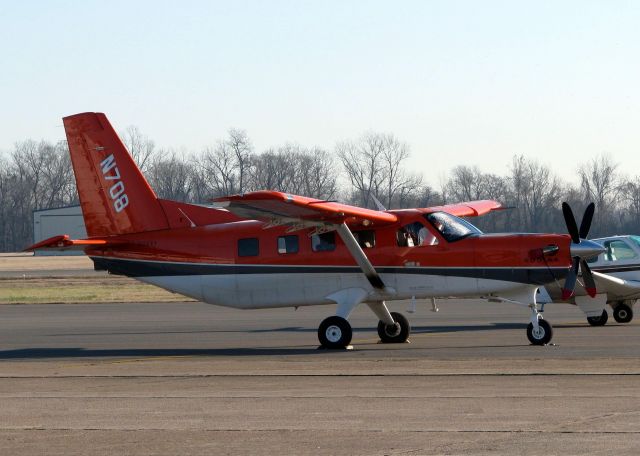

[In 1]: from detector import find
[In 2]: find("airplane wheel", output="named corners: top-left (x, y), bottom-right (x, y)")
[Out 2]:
top-left (377, 312), bottom-right (411, 343)
top-left (587, 310), bottom-right (608, 326)
top-left (318, 316), bottom-right (352, 349)
top-left (613, 304), bottom-right (633, 323)
top-left (527, 319), bottom-right (553, 345)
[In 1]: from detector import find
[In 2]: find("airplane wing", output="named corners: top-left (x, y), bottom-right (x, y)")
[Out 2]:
top-left (213, 191), bottom-right (397, 227)
top-left (591, 271), bottom-right (640, 300)
top-left (214, 191), bottom-right (396, 305)
top-left (24, 235), bottom-right (109, 252)
top-left (214, 193), bottom-right (501, 303)
top-left (424, 200), bottom-right (503, 217)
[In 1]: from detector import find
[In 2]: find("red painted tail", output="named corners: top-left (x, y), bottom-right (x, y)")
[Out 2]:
top-left (63, 112), bottom-right (169, 237)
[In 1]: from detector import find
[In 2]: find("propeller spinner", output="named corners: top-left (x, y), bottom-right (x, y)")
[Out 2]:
top-left (561, 202), bottom-right (604, 300)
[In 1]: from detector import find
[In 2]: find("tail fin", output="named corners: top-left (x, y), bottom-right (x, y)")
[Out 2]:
top-left (63, 112), bottom-right (169, 237)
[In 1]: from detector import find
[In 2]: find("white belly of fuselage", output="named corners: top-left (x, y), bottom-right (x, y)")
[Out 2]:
top-left (139, 271), bottom-right (530, 309)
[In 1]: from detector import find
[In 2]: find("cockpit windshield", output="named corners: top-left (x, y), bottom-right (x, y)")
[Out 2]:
top-left (424, 212), bottom-right (482, 242)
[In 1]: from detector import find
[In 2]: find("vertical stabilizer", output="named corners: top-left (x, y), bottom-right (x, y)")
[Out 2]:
top-left (63, 112), bottom-right (169, 236)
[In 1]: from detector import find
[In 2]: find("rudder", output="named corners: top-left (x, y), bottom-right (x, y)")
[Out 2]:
top-left (63, 112), bottom-right (169, 237)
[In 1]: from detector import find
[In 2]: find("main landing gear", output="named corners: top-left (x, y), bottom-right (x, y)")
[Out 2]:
top-left (318, 316), bottom-right (353, 349)
top-left (377, 312), bottom-right (411, 344)
top-left (587, 309), bottom-right (608, 326)
top-left (318, 311), bottom-right (411, 349)
top-left (613, 303), bottom-right (633, 324)
top-left (585, 302), bottom-right (635, 326)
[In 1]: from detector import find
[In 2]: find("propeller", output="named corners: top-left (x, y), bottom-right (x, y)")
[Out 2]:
top-left (560, 202), bottom-right (603, 300)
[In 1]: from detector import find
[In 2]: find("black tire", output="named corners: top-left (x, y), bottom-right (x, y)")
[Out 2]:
top-left (527, 319), bottom-right (553, 345)
top-left (377, 312), bottom-right (411, 343)
top-left (613, 304), bottom-right (633, 324)
top-left (587, 309), bottom-right (608, 326)
top-left (318, 316), bottom-right (352, 349)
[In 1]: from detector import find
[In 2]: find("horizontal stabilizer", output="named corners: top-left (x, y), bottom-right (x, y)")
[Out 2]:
top-left (24, 235), bottom-right (109, 252)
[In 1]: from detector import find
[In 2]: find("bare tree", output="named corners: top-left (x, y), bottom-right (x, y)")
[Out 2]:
top-left (196, 128), bottom-right (254, 198)
top-left (446, 165), bottom-right (487, 202)
top-left (506, 155), bottom-right (528, 231)
top-left (0, 140), bottom-right (76, 250)
top-left (0, 155), bottom-right (10, 251)
top-left (522, 159), bottom-right (562, 232)
top-left (578, 154), bottom-right (620, 236)
top-left (41, 141), bottom-right (76, 207)
top-left (247, 145), bottom-right (337, 199)
top-left (337, 132), bottom-right (416, 208)
top-left (619, 177), bottom-right (640, 231)
top-left (249, 146), bottom-right (297, 192)
top-left (227, 128), bottom-right (253, 193)
top-left (121, 125), bottom-right (157, 173)
top-left (295, 147), bottom-right (338, 200)
top-left (147, 149), bottom-right (195, 201)
top-left (380, 136), bottom-right (411, 208)
top-left (412, 184), bottom-right (444, 208)
top-left (336, 134), bottom-right (385, 208)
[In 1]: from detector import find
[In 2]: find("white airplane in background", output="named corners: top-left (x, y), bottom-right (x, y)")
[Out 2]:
top-left (539, 235), bottom-right (640, 326)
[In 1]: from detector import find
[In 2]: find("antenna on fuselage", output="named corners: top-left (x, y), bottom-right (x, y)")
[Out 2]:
top-left (370, 194), bottom-right (387, 211)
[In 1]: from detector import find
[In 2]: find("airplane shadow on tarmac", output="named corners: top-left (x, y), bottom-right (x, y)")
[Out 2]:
top-left (0, 347), bottom-right (322, 359)
top-left (0, 323), bottom-right (530, 359)
top-left (39, 322), bottom-right (527, 338)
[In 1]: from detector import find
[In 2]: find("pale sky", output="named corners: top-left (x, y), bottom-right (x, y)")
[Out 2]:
top-left (1, 0), bottom-right (639, 184)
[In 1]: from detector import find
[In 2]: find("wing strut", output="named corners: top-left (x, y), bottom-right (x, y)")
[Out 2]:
top-left (335, 223), bottom-right (384, 289)
top-left (335, 223), bottom-right (395, 325)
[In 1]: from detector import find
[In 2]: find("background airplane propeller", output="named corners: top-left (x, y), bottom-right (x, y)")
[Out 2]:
top-left (561, 202), bottom-right (602, 300)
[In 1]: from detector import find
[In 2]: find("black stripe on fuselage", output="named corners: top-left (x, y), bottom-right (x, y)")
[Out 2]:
top-left (91, 256), bottom-right (568, 285)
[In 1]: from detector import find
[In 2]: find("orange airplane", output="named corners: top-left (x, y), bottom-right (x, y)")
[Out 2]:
top-left (28, 113), bottom-right (604, 348)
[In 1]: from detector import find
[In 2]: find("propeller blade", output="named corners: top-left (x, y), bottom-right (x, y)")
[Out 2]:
top-left (580, 260), bottom-right (597, 298)
top-left (562, 202), bottom-right (580, 244)
top-left (562, 257), bottom-right (580, 300)
top-left (579, 203), bottom-right (595, 239)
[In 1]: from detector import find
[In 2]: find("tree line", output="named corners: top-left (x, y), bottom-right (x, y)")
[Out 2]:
top-left (0, 126), bottom-right (637, 252)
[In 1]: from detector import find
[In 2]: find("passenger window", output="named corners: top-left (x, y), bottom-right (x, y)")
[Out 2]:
top-left (605, 240), bottom-right (637, 261)
top-left (311, 232), bottom-right (336, 252)
top-left (277, 235), bottom-right (299, 254)
top-left (396, 222), bottom-right (436, 247)
top-left (354, 230), bottom-right (376, 248)
top-left (238, 238), bottom-right (259, 257)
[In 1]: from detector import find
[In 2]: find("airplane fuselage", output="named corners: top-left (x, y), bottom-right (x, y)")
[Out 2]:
top-left (87, 218), bottom-right (572, 309)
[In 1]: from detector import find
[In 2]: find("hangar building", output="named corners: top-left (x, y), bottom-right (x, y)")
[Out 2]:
top-left (32, 205), bottom-right (86, 256)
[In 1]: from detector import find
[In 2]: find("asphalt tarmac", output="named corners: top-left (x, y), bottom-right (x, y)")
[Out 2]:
top-left (1, 299), bottom-right (640, 455)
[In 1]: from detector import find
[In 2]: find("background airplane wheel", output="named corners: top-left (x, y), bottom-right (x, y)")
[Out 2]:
top-left (377, 312), bottom-right (410, 343)
top-left (613, 304), bottom-right (633, 323)
top-left (527, 319), bottom-right (553, 345)
top-left (318, 316), bottom-right (352, 349)
top-left (587, 309), bottom-right (608, 326)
